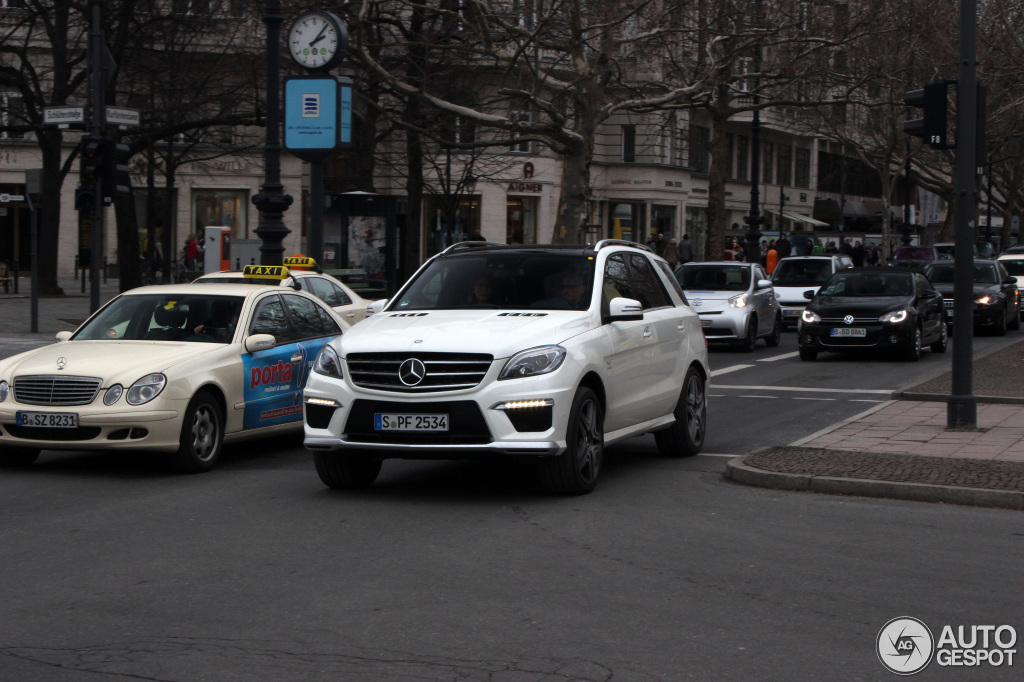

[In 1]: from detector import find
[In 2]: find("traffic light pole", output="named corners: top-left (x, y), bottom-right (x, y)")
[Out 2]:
top-left (88, 0), bottom-right (106, 313)
top-left (948, 0), bottom-right (978, 429)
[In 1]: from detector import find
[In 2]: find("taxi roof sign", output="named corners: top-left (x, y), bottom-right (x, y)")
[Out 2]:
top-left (243, 264), bottom-right (289, 279)
top-left (283, 255), bottom-right (317, 270)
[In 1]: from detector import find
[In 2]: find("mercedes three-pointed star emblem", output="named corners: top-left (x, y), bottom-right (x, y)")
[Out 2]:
top-left (56, 357), bottom-right (67, 370)
top-left (399, 358), bottom-right (427, 386)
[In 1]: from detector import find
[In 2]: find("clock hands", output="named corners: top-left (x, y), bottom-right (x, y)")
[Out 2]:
top-left (309, 23), bottom-right (329, 47)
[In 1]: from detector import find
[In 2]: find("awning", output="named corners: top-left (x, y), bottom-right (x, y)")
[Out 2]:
top-left (766, 209), bottom-right (830, 227)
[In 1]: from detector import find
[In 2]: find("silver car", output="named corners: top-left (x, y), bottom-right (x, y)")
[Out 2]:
top-left (674, 261), bottom-right (781, 351)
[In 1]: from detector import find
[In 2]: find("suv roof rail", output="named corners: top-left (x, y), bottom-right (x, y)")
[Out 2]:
top-left (593, 239), bottom-right (653, 253)
top-left (438, 241), bottom-right (509, 256)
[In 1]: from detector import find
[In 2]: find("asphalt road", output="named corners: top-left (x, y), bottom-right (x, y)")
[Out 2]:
top-left (2, 330), bottom-right (1023, 680)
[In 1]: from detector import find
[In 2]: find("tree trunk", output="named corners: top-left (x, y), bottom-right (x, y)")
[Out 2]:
top-left (552, 137), bottom-right (590, 245)
top-left (704, 110), bottom-right (729, 261)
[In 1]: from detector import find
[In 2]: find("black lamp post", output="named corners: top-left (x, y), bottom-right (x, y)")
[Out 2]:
top-left (252, 0), bottom-right (293, 266)
top-left (743, 21), bottom-right (764, 265)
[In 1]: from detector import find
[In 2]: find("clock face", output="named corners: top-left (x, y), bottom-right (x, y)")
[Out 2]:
top-left (289, 12), bottom-right (341, 70)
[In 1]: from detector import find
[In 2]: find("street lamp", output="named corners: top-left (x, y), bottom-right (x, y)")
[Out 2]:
top-left (252, 0), bottom-right (293, 266)
top-left (743, 9), bottom-right (764, 265)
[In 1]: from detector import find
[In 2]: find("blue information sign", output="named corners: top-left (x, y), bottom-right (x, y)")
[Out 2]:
top-left (284, 77), bottom-right (338, 151)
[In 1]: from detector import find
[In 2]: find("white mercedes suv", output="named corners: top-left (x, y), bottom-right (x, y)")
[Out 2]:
top-left (302, 240), bottom-right (710, 495)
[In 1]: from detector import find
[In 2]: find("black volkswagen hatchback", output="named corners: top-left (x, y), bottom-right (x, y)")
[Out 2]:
top-left (798, 268), bottom-right (947, 361)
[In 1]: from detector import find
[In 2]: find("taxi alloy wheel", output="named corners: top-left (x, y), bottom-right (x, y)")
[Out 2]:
top-left (171, 391), bottom-right (223, 473)
top-left (314, 451), bottom-right (383, 489)
top-left (540, 387), bottom-right (603, 495)
top-left (0, 447), bottom-right (40, 467)
top-left (655, 366), bottom-right (705, 457)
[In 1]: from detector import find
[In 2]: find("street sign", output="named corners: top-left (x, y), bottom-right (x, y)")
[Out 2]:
top-left (43, 106), bottom-right (85, 125)
top-left (106, 107), bottom-right (140, 126)
top-left (0, 194), bottom-right (26, 202)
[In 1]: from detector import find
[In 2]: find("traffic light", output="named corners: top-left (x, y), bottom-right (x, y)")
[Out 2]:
top-left (74, 186), bottom-right (96, 212)
top-left (904, 80), bottom-right (950, 149)
top-left (80, 135), bottom-right (106, 181)
top-left (101, 139), bottom-right (132, 205)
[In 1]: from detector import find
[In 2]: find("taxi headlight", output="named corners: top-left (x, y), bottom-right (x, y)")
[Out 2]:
top-left (103, 384), bottom-right (123, 405)
top-left (0, 380), bottom-right (8, 403)
top-left (880, 309), bottom-right (909, 323)
top-left (314, 345), bottom-right (343, 379)
top-left (729, 294), bottom-right (748, 308)
top-left (801, 309), bottom-right (821, 324)
top-left (975, 295), bottom-right (993, 305)
top-left (499, 345), bottom-right (566, 380)
top-left (126, 374), bottom-right (166, 406)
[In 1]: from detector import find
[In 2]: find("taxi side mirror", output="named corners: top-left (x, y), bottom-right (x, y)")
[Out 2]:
top-left (366, 299), bottom-right (388, 316)
top-left (245, 334), bottom-right (276, 352)
top-left (55, 331), bottom-right (73, 342)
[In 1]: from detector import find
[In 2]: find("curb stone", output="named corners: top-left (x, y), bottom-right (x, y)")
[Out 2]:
top-left (726, 457), bottom-right (1024, 511)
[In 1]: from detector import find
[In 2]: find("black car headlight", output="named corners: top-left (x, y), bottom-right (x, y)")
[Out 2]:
top-left (880, 309), bottom-right (909, 323)
top-left (499, 346), bottom-right (566, 380)
top-left (314, 345), bottom-right (343, 379)
top-left (975, 295), bottom-right (994, 306)
top-left (126, 374), bottom-right (166, 406)
top-left (801, 309), bottom-right (821, 324)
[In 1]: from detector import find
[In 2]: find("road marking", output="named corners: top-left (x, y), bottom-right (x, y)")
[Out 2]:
top-left (700, 453), bottom-right (739, 458)
top-left (757, 351), bottom-right (799, 362)
top-left (739, 394), bottom-right (778, 399)
top-left (712, 384), bottom-right (893, 395)
top-left (793, 397), bottom-right (836, 401)
top-left (850, 399), bottom-right (886, 403)
top-left (710, 364), bottom-right (754, 377)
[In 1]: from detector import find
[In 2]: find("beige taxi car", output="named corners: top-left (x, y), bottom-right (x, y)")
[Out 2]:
top-left (0, 271), bottom-right (348, 472)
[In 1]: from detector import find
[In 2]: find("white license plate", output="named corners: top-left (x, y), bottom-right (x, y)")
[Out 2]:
top-left (700, 319), bottom-right (712, 328)
top-left (944, 300), bottom-right (954, 308)
top-left (374, 413), bottom-right (448, 431)
top-left (783, 309), bottom-right (801, 318)
top-left (830, 328), bottom-right (866, 337)
top-left (17, 411), bottom-right (79, 428)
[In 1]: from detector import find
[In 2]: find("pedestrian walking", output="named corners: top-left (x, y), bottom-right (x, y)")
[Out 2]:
top-left (852, 240), bottom-right (865, 267)
top-left (776, 233), bottom-right (792, 258)
top-left (184, 234), bottom-right (199, 271)
top-left (663, 238), bottom-right (679, 268)
top-left (678, 234), bottom-right (693, 264)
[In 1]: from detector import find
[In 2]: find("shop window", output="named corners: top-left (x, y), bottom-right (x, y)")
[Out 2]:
top-left (507, 196), bottom-right (537, 245)
top-left (622, 125), bottom-right (636, 163)
top-left (193, 190), bottom-right (247, 238)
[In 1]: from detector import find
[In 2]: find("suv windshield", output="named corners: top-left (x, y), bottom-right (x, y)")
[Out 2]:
top-left (392, 252), bottom-right (596, 312)
top-left (73, 294), bottom-right (245, 343)
top-left (771, 259), bottom-right (833, 286)
top-left (677, 264), bottom-right (751, 291)
top-left (819, 272), bottom-right (913, 297)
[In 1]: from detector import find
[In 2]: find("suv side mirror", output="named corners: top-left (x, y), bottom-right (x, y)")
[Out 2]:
top-left (606, 297), bottom-right (644, 322)
top-left (366, 299), bottom-right (388, 316)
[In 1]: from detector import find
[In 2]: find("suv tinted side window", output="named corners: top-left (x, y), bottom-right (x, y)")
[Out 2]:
top-left (603, 254), bottom-right (639, 303)
top-left (627, 254), bottom-right (671, 309)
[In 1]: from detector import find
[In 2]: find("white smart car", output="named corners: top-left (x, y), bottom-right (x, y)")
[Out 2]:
top-left (303, 240), bottom-right (711, 495)
top-left (0, 276), bottom-right (348, 472)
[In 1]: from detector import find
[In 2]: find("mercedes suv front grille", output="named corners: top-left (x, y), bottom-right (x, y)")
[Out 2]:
top-left (346, 353), bottom-right (493, 392)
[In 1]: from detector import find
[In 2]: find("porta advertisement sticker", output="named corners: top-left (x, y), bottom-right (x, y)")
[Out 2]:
top-left (242, 341), bottom-right (324, 429)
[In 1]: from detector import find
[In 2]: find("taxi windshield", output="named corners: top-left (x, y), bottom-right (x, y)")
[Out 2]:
top-left (677, 264), bottom-right (750, 291)
top-left (73, 293), bottom-right (245, 343)
top-left (392, 253), bottom-right (596, 312)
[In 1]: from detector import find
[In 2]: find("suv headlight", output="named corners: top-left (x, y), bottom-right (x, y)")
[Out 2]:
top-left (499, 345), bottom-right (566, 380)
top-left (729, 294), bottom-right (748, 308)
top-left (0, 380), bottom-right (8, 403)
top-left (801, 309), bottom-right (820, 323)
top-left (314, 345), bottom-right (343, 379)
top-left (126, 373), bottom-right (166, 405)
top-left (880, 309), bottom-right (909, 323)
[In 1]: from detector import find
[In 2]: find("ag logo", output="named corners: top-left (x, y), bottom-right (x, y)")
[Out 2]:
top-left (399, 358), bottom-right (426, 386)
top-left (877, 617), bottom-right (934, 675)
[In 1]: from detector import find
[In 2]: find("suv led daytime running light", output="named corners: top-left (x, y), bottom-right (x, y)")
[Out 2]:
top-left (493, 399), bottom-right (554, 410)
top-left (306, 397), bottom-right (340, 407)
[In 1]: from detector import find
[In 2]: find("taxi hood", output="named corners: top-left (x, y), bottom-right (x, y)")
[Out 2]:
top-left (336, 309), bottom-right (592, 359)
top-left (0, 341), bottom-right (220, 384)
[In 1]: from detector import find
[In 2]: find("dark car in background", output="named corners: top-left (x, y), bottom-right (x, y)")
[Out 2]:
top-left (892, 246), bottom-right (940, 270)
top-left (923, 260), bottom-right (1021, 335)
top-left (798, 268), bottom-right (947, 361)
